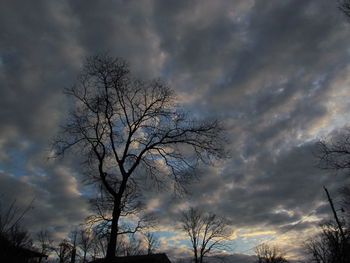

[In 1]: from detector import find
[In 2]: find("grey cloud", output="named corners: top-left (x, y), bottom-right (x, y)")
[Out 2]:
top-left (152, 141), bottom-right (350, 235)
top-left (0, 168), bottom-right (89, 238)
top-left (68, 0), bottom-right (164, 78)
top-left (1, 0), bottom-right (350, 260)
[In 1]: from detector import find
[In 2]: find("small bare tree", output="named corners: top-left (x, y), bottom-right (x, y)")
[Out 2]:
top-left (90, 230), bottom-right (109, 260)
top-left (36, 229), bottom-right (53, 262)
top-left (116, 235), bottom-right (144, 256)
top-left (68, 229), bottom-right (79, 263)
top-left (254, 243), bottom-right (288, 263)
top-left (143, 232), bottom-right (160, 255)
top-left (180, 208), bottom-right (232, 263)
top-left (52, 239), bottom-right (73, 263)
top-left (53, 54), bottom-right (226, 259)
top-left (77, 227), bottom-right (93, 263)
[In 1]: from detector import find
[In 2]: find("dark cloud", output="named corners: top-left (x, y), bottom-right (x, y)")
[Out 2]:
top-left (1, 0), bottom-right (350, 260)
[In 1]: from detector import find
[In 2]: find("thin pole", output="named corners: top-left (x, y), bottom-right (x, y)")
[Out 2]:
top-left (323, 186), bottom-right (346, 241)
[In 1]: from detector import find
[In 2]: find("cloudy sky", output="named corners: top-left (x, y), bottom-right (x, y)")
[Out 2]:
top-left (1, 0), bottom-right (350, 261)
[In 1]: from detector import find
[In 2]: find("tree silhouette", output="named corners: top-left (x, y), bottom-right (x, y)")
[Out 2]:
top-left (54, 54), bottom-right (226, 259)
top-left (52, 239), bottom-right (73, 263)
top-left (143, 232), bottom-right (160, 255)
top-left (305, 221), bottom-right (350, 263)
top-left (0, 199), bottom-right (33, 249)
top-left (36, 230), bottom-right (53, 262)
top-left (77, 227), bottom-right (93, 263)
top-left (254, 243), bottom-right (288, 263)
top-left (180, 208), bottom-right (232, 263)
top-left (317, 133), bottom-right (350, 173)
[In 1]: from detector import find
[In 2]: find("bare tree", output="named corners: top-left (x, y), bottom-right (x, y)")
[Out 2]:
top-left (143, 232), bottom-right (160, 255)
top-left (317, 134), bottom-right (350, 173)
top-left (77, 227), bottom-right (93, 263)
top-left (305, 234), bottom-right (329, 263)
top-left (53, 54), bottom-right (226, 259)
top-left (116, 235), bottom-right (144, 257)
top-left (305, 221), bottom-right (350, 263)
top-left (90, 230), bottom-right (109, 260)
top-left (254, 243), bottom-right (288, 263)
top-left (0, 199), bottom-right (33, 249)
top-left (317, 135), bottom-right (350, 222)
top-left (36, 229), bottom-right (53, 262)
top-left (180, 208), bottom-right (232, 263)
top-left (52, 239), bottom-right (73, 263)
top-left (68, 229), bottom-right (79, 263)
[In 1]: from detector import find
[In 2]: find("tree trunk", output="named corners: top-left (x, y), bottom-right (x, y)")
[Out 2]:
top-left (106, 199), bottom-right (122, 259)
top-left (70, 248), bottom-right (76, 263)
top-left (83, 251), bottom-right (87, 263)
top-left (193, 247), bottom-right (198, 263)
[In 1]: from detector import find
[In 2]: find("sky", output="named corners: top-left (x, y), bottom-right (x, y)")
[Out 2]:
top-left (1, 0), bottom-right (350, 262)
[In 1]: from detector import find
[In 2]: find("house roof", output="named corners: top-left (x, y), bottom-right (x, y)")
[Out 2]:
top-left (17, 247), bottom-right (48, 258)
top-left (90, 253), bottom-right (172, 263)
top-left (0, 235), bottom-right (48, 259)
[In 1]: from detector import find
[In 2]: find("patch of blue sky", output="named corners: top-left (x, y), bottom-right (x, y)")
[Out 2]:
top-left (0, 142), bottom-right (36, 177)
top-left (0, 50), bottom-right (18, 67)
top-left (1, 155), bottom-right (27, 177)
top-left (159, 60), bottom-right (172, 81)
top-left (231, 230), bottom-right (277, 255)
top-left (78, 184), bottom-right (98, 197)
top-left (150, 231), bottom-right (176, 239)
top-left (152, 231), bottom-right (190, 246)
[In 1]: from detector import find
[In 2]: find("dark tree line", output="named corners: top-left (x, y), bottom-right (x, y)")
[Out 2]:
top-left (43, 228), bottom-right (160, 263)
top-left (0, 197), bottom-right (162, 263)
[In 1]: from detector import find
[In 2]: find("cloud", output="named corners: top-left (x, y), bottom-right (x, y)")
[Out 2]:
top-left (1, 0), bottom-right (350, 260)
top-left (0, 167), bottom-right (89, 239)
